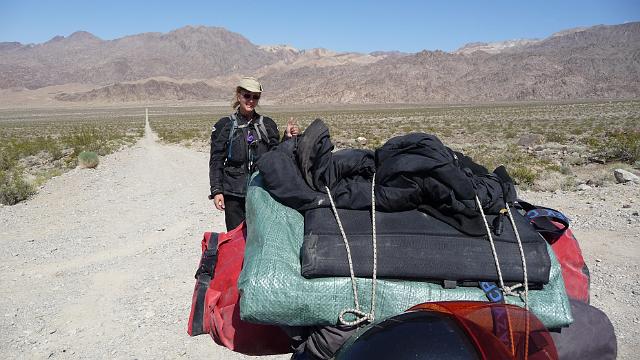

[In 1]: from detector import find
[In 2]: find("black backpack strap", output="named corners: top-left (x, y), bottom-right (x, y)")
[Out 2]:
top-left (516, 200), bottom-right (570, 242)
top-left (226, 114), bottom-right (238, 162)
top-left (226, 113), bottom-right (269, 163)
top-left (251, 115), bottom-right (267, 142)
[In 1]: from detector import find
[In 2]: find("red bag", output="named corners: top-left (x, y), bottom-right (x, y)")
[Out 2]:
top-left (547, 224), bottom-right (590, 303)
top-left (520, 202), bottom-right (590, 303)
top-left (187, 222), bottom-right (291, 355)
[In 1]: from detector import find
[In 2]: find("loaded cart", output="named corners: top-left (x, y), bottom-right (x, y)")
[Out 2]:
top-left (188, 119), bottom-right (616, 360)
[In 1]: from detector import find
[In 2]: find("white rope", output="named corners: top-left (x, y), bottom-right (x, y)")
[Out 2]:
top-left (476, 196), bottom-right (508, 292)
top-left (506, 203), bottom-right (529, 310)
top-left (505, 203), bottom-right (531, 359)
top-left (326, 186), bottom-right (360, 315)
top-left (475, 196), bottom-right (530, 310)
top-left (326, 174), bottom-right (377, 326)
top-left (370, 173), bottom-right (377, 322)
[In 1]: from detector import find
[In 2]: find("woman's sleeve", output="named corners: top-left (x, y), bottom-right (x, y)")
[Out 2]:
top-left (209, 117), bottom-right (229, 196)
top-left (263, 117), bottom-right (282, 147)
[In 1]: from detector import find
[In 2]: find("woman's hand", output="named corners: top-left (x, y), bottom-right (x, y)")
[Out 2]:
top-left (213, 193), bottom-right (225, 211)
top-left (286, 117), bottom-right (300, 138)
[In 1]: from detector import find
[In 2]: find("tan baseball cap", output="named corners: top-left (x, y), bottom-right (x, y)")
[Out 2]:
top-left (237, 77), bottom-right (263, 93)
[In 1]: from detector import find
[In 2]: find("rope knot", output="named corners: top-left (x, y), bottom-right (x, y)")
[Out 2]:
top-left (475, 197), bottom-right (529, 310)
top-left (502, 283), bottom-right (524, 296)
top-left (326, 173), bottom-right (378, 328)
top-left (339, 308), bottom-right (375, 326)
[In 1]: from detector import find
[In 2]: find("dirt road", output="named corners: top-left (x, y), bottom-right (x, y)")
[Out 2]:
top-left (0, 121), bottom-right (289, 359)
top-left (1, 121), bottom-right (637, 359)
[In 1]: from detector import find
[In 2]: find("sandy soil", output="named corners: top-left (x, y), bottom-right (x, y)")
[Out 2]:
top-left (1, 122), bottom-right (637, 359)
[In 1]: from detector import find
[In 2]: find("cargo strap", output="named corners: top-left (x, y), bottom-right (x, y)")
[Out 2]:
top-left (326, 174), bottom-right (378, 327)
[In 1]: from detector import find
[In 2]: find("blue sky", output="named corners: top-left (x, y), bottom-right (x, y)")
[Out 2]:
top-left (0, 1), bottom-right (638, 53)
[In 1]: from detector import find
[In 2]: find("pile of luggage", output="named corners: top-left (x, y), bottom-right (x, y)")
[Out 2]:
top-left (188, 119), bottom-right (616, 359)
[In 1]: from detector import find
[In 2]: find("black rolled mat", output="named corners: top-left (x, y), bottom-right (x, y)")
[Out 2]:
top-left (301, 208), bottom-right (551, 285)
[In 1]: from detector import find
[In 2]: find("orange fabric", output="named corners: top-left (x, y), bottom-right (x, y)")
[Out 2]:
top-left (409, 301), bottom-right (558, 360)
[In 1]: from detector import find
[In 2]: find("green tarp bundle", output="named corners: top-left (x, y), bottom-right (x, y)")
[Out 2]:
top-left (238, 174), bottom-right (573, 329)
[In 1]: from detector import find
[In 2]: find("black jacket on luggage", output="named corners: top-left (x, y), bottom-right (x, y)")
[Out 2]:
top-left (257, 119), bottom-right (516, 235)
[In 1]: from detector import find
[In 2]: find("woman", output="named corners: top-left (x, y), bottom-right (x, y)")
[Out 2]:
top-left (209, 77), bottom-right (299, 230)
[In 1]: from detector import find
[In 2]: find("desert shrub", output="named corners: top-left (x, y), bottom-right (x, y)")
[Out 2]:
top-left (365, 136), bottom-right (385, 150)
top-left (575, 163), bottom-right (631, 187)
top-left (63, 128), bottom-right (102, 155)
top-left (7, 136), bottom-right (59, 159)
top-left (587, 130), bottom-right (640, 164)
top-left (159, 128), bottom-right (205, 143)
top-left (559, 164), bottom-right (573, 175)
top-left (545, 131), bottom-right (568, 144)
top-left (504, 129), bottom-right (518, 139)
top-left (569, 127), bottom-right (586, 136)
top-left (34, 168), bottom-right (63, 187)
top-left (149, 116), bottom-right (213, 144)
top-left (560, 176), bottom-right (578, 191)
top-left (509, 166), bottom-right (538, 187)
top-left (0, 170), bottom-right (36, 205)
top-left (532, 173), bottom-right (577, 192)
top-left (0, 151), bottom-right (15, 171)
top-left (0, 137), bottom-right (57, 173)
top-left (566, 155), bottom-right (585, 166)
top-left (582, 136), bottom-right (601, 148)
top-left (78, 151), bottom-right (99, 169)
top-left (584, 170), bottom-right (611, 187)
top-left (464, 143), bottom-right (551, 185)
top-left (545, 163), bottom-right (562, 173)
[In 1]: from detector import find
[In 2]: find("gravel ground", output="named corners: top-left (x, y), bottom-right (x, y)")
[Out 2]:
top-left (0, 122), bottom-right (288, 360)
top-left (1, 122), bottom-right (637, 359)
top-left (521, 184), bottom-right (640, 359)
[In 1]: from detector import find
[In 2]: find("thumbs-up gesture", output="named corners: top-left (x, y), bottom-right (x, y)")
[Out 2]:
top-left (286, 117), bottom-right (300, 138)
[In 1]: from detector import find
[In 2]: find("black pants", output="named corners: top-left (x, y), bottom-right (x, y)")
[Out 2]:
top-left (224, 194), bottom-right (246, 231)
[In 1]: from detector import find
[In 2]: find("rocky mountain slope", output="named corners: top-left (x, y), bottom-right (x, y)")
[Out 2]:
top-left (1, 22), bottom-right (638, 105)
top-left (0, 26), bottom-right (280, 89)
top-left (53, 79), bottom-right (225, 102)
top-left (262, 22), bottom-right (640, 103)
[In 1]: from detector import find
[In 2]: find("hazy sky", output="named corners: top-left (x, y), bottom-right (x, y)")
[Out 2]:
top-left (1, 0), bottom-right (638, 53)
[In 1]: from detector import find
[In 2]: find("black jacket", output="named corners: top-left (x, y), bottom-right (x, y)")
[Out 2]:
top-left (257, 118), bottom-right (516, 235)
top-left (209, 110), bottom-right (280, 198)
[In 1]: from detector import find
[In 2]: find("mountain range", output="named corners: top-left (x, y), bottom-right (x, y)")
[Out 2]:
top-left (0, 22), bottom-right (638, 105)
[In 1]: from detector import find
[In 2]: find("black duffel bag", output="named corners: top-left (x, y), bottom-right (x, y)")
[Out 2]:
top-left (301, 207), bottom-right (551, 286)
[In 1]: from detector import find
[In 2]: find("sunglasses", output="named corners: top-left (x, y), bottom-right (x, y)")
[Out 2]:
top-left (242, 93), bottom-right (261, 101)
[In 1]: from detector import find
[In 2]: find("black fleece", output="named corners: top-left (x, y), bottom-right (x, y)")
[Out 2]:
top-left (257, 119), bottom-right (516, 235)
